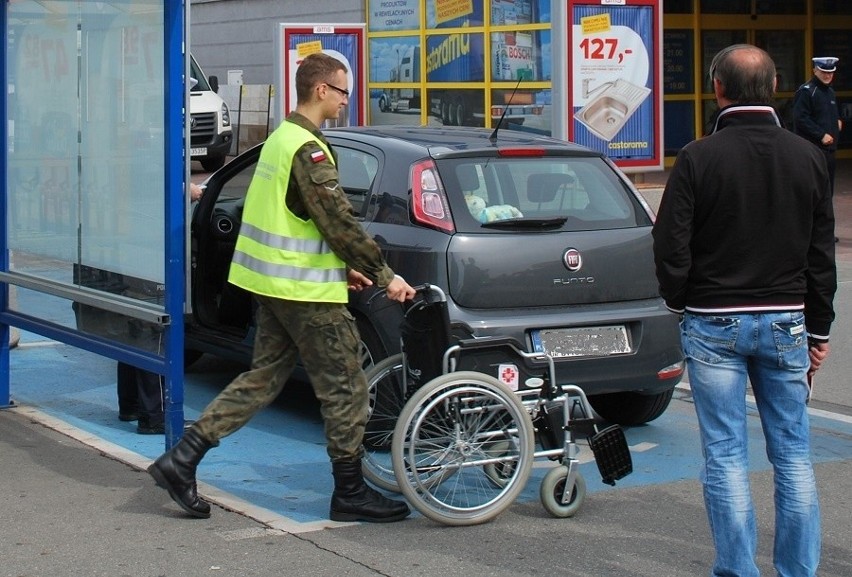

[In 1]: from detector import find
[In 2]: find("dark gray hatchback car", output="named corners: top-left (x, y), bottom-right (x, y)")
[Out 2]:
top-left (185, 125), bottom-right (683, 425)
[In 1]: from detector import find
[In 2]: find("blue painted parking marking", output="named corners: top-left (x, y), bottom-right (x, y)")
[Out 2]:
top-left (8, 338), bottom-right (852, 529)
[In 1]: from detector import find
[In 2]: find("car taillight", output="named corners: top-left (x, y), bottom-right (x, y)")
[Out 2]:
top-left (657, 360), bottom-right (685, 380)
top-left (497, 147), bottom-right (546, 157)
top-left (411, 159), bottom-right (454, 233)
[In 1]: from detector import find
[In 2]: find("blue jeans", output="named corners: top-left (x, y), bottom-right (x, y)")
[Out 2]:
top-left (681, 312), bottom-right (820, 577)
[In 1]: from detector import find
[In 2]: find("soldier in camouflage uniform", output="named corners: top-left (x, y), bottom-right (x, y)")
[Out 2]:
top-left (148, 52), bottom-right (415, 522)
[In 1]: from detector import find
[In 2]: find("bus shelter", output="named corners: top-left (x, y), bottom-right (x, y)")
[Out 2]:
top-left (2, 0), bottom-right (189, 448)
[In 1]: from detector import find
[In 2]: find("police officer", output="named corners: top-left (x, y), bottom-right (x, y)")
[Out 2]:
top-left (793, 56), bottom-right (843, 198)
top-left (148, 52), bottom-right (416, 522)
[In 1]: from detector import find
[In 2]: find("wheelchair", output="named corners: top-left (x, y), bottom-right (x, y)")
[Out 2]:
top-left (362, 284), bottom-right (633, 526)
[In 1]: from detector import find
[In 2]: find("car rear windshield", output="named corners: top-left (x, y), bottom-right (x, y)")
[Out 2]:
top-left (437, 156), bottom-right (652, 233)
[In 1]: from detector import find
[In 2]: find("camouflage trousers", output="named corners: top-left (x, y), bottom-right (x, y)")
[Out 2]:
top-left (192, 295), bottom-right (368, 461)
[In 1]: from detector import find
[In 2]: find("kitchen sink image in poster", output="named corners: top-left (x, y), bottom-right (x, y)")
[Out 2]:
top-left (575, 77), bottom-right (650, 141)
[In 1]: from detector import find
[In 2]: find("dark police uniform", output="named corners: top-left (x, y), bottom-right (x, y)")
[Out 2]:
top-left (72, 265), bottom-right (165, 434)
top-left (793, 75), bottom-right (841, 194)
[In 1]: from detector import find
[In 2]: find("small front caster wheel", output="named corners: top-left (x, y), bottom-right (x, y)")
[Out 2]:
top-left (540, 465), bottom-right (586, 518)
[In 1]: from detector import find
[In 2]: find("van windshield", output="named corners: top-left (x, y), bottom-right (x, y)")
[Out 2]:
top-left (189, 57), bottom-right (211, 92)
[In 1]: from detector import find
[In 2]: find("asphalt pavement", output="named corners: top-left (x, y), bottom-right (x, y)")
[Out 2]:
top-left (1, 161), bottom-right (851, 577)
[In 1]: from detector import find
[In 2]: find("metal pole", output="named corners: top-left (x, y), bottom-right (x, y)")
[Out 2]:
top-left (235, 84), bottom-right (243, 156)
top-left (8, 286), bottom-right (19, 349)
top-left (162, 0), bottom-right (188, 448)
top-left (266, 84), bottom-right (273, 138)
top-left (1, 1), bottom-right (12, 408)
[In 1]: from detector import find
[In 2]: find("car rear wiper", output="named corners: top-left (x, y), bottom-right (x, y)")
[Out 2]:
top-left (481, 216), bottom-right (568, 229)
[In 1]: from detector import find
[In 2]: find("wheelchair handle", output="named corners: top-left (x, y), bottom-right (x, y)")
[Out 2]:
top-left (366, 282), bottom-right (447, 306)
top-left (412, 283), bottom-right (447, 303)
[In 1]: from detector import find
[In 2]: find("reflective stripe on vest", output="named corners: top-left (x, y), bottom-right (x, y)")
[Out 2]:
top-left (228, 122), bottom-right (347, 302)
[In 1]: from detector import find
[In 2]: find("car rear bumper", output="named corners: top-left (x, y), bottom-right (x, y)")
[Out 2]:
top-left (446, 296), bottom-right (684, 396)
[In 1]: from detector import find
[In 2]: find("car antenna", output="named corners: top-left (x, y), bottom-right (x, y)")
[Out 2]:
top-left (489, 77), bottom-right (523, 144)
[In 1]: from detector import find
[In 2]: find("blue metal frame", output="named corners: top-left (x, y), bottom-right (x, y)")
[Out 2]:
top-left (1, 2), bottom-right (187, 448)
top-left (163, 0), bottom-right (187, 448)
top-left (1, 0), bottom-right (11, 408)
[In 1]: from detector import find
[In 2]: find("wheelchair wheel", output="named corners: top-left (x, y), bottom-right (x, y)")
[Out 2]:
top-left (392, 372), bottom-right (535, 526)
top-left (362, 354), bottom-right (406, 492)
top-left (539, 465), bottom-right (586, 518)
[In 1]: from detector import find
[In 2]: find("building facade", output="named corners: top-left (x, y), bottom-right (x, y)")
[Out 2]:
top-left (190, 0), bottom-right (851, 163)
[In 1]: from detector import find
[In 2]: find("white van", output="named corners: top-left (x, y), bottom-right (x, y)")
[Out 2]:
top-left (189, 54), bottom-right (232, 172)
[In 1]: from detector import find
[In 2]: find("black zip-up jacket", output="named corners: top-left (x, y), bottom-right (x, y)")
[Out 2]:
top-left (652, 105), bottom-right (836, 341)
top-left (793, 76), bottom-right (840, 152)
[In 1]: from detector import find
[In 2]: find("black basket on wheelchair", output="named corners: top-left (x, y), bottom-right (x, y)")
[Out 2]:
top-left (400, 297), bottom-right (452, 392)
top-left (588, 424), bottom-right (633, 486)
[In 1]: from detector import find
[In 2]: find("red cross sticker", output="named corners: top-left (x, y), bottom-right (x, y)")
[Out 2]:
top-left (499, 364), bottom-right (519, 391)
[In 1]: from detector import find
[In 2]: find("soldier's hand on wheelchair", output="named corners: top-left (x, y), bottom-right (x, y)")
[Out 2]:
top-left (384, 275), bottom-right (416, 303)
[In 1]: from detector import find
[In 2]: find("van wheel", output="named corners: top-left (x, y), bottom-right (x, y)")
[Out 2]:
top-left (588, 388), bottom-right (675, 426)
top-left (201, 155), bottom-right (226, 172)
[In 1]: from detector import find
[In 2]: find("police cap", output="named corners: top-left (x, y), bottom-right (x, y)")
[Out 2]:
top-left (812, 57), bottom-right (839, 72)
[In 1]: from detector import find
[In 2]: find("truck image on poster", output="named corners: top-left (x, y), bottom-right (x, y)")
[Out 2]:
top-left (374, 33), bottom-right (543, 127)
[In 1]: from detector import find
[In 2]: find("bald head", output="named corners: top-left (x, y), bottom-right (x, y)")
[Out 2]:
top-left (709, 44), bottom-right (776, 104)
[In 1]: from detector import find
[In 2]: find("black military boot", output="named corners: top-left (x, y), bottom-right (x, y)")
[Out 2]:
top-left (147, 428), bottom-right (217, 518)
top-left (330, 460), bottom-right (411, 523)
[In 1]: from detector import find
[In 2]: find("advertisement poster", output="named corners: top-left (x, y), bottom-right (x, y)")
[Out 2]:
top-left (368, 0), bottom-right (421, 32)
top-left (426, 32), bottom-right (485, 82)
top-left (427, 0), bottom-right (483, 28)
top-left (559, 0), bottom-right (662, 170)
top-left (277, 25), bottom-right (365, 127)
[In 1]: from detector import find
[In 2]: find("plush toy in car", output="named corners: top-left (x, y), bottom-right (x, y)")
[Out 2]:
top-left (465, 193), bottom-right (523, 223)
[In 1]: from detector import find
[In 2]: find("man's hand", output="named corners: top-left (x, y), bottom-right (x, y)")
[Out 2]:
top-left (347, 269), bottom-right (373, 291)
top-left (808, 341), bottom-right (830, 374)
top-left (821, 133), bottom-right (835, 146)
top-left (190, 182), bottom-right (205, 202)
top-left (385, 275), bottom-right (416, 303)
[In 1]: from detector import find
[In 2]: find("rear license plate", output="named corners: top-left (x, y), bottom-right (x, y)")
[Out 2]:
top-left (531, 326), bottom-right (632, 358)
top-left (190, 147), bottom-right (207, 157)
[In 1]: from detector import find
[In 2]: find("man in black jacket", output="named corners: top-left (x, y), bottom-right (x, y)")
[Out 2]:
top-left (653, 44), bottom-right (836, 577)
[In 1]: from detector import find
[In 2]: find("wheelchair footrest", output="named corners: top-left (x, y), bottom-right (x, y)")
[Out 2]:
top-left (567, 417), bottom-right (597, 437)
top-left (588, 425), bottom-right (632, 486)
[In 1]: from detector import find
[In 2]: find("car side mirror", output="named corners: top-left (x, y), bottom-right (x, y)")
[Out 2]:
top-left (209, 75), bottom-right (219, 93)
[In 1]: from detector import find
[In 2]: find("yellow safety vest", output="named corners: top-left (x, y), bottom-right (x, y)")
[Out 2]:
top-left (228, 121), bottom-right (347, 302)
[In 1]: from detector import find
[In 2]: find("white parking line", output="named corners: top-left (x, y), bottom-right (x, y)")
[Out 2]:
top-left (15, 340), bottom-right (64, 348)
top-left (532, 440), bottom-right (657, 468)
top-left (677, 381), bottom-right (852, 424)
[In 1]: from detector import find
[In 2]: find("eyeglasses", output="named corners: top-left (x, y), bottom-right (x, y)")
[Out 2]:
top-left (324, 82), bottom-right (350, 98)
top-left (709, 52), bottom-right (725, 83)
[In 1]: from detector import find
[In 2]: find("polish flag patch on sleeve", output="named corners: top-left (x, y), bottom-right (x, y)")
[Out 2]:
top-left (310, 150), bottom-right (327, 163)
